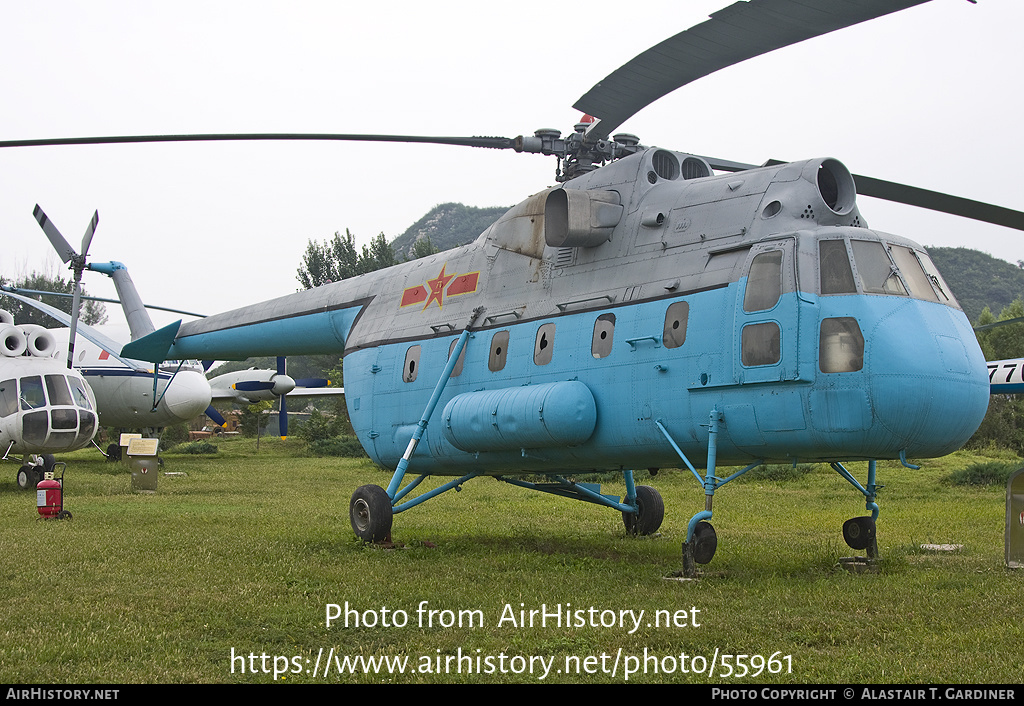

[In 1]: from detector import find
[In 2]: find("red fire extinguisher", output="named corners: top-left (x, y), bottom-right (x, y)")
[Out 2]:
top-left (36, 465), bottom-right (71, 520)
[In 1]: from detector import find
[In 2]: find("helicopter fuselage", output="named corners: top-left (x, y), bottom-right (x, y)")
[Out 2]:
top-left (143, 148), bottom-right (989, 475)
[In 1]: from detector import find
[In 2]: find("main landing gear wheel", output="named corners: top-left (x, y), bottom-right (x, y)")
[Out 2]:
top-left (16, 466), bottom-right (38, 490)
top-left (842, 516), bottom-right (876, 551)
top-left (350, 485), bottom-right (394, 542)
top-left (622, 485), bottom-right (664, 536)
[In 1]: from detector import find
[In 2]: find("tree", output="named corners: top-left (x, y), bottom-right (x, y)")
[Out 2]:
top-left (968, 298), bottom-right (1024, 454)
top-left (0, 268), bottom-right (107, 327)
top-left (406, 236), bottom-right (440, 261)
top-left (296, 229), bottom-right (396, 289)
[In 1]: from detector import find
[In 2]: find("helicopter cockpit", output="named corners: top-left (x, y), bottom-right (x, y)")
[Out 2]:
top-left (0, 371), bottom-right (97, 452)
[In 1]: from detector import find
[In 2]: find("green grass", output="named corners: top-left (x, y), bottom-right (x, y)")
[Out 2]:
top-left (1, 440), bottom-right (1021, 684)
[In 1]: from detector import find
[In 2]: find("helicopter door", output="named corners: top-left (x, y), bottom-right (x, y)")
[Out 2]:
top-left (735, 239), bottom-right (800, 385)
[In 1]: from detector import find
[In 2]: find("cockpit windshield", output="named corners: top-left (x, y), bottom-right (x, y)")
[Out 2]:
top-left (818, 237), bottom-right (959, 309)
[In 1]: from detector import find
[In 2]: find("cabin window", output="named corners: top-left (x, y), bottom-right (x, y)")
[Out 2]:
top-left (0, 379), bottom-right (16, 418)
top-left (489, 331), bottom-right (510, 372)
top-left (819, 240), bottom-right (857, 295)
top-left (45, 375), bottom-right (74, 406)
top-left (743, 251), bottom-right (783, 312)
top-left (741, 322), bottom-right (781, 367)
top-left (403, 345), bottom-right (421, 383)
top-left (851, 240), bottom-right (907, 295)
top-left (663, 302), bottom-right (689, 349)
top-left (592, 314), bottom-right (615, 358)
top-left (819, 317), bottom-right (865, 373)
top-left (447, 339), bottom-right (465, 377)
top-left (19, 376), bottom-right (46, 411)
top-left (534, 324), bottom-right (555, 366)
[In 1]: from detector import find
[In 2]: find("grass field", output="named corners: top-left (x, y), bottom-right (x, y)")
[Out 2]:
top-left (1, 438), bottom-right (1021, 684)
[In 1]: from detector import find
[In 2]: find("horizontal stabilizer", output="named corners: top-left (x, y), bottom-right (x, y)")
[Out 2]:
top-left (120, 320), bottom-right (182, 363)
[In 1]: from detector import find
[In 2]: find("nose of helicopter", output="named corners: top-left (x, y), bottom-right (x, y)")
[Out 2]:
top-left (160, 370), bottom-right (213, 424)
top-left (865, 300), bottom-right (989, 458)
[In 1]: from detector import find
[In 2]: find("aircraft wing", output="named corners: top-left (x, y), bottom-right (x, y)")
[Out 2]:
top-left (987, 359), bottom-right (1024, 394)
top-left (0, 286), bottom-right (146, 371)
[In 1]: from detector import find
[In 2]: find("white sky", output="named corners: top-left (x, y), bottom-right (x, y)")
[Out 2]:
top-left (1, 0), bottom-right (1022, 330)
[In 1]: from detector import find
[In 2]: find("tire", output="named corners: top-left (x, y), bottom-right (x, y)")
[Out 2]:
top-left (622, 485), bottom-right (665, 536)
top-left (842, 516), bottom-right (876, 550)
top-left (106, 443), bottom-right (122, 462)
top-left (16, 466), bottom-right (37, 491)
top-left (350, 485), bottom-right (393, 542)
top-left (692, 521), bottom-right (717, 564)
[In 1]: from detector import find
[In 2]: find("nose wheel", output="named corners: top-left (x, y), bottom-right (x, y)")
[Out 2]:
top-left (843, 516), bottom-right (878, 556)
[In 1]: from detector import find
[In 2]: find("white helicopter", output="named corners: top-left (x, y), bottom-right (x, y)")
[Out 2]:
top-left (0, 308), bottom-right (99, 489)
top-left (2, 230), bottom-right (342, 446)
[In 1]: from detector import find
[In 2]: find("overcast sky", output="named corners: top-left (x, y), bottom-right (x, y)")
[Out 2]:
top-left (1, 0), bottom-right (1022, 331)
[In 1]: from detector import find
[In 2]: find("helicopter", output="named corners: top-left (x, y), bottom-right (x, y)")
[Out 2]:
top-left (2, 253), bottom-right (338, 445)
top-left (5, 0), bottom-right (1024, 574)
top-left (0, 308), bottom-right (99, 489)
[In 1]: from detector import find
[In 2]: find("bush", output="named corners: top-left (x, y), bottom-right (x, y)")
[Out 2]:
top-left (945, 461), bottom-right (1021, 487)
top-left (172, 440), bottom-right (220, 455)
top-left (307, 435), bottom-right (366, 458)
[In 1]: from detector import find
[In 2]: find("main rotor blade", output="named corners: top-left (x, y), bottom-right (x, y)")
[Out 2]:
top-left (574, 0), bottom-right (932, 142)
top-left (852, 176), bottom-right (1024, 232)
top-left (0, 133), bottom-right (517, 150)
top-left (32, 204), bottom-right (77, 263)
top-left (701, 155), bottom-right (1024, 232)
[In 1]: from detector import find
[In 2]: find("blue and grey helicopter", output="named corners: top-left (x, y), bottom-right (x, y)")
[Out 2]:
top-left (5, 0), bottom-right (1023, 574)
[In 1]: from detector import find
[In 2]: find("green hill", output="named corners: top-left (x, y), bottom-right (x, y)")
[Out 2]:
top-left (390, 203), bottom-right (510, 260)
top-left (926, 247), bottom-right (1024, 324)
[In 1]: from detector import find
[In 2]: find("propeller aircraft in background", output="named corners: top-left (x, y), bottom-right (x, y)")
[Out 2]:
top-left (6, 0), bottom-right (1024, 574)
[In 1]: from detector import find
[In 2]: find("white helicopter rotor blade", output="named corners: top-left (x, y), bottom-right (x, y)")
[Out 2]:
top-left (80, 210), bottom-right (99, 258)
top-left (32, 204), bottom-right (77, 264)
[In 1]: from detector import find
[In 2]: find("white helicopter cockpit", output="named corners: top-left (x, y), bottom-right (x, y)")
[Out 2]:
top-left (0, 309), bottom-right (98, 489)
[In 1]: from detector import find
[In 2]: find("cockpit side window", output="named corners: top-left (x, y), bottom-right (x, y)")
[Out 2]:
top-left (0, 379), bottom-right (16, 418)
top-left (851, 240), bottom-right (907, 296)
top-left (917, 252), bottom-right (958, 308)
top-left (19, 376), bottom-right (46, 411)
top-left (819, 240), bottom-right (857, 295)
top-left (743, 251), bottom-right (783, 312)
top-left (68, 378), bottom-right (93, 410)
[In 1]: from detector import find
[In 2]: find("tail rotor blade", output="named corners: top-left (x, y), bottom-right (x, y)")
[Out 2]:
top-left (81, 210), bottom-right (99, 257)
top-left (33, 204), bottom-right (77, 263)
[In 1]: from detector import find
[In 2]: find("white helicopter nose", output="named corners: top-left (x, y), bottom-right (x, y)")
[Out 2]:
top-left (160, 370), bottom-right (213, 423)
